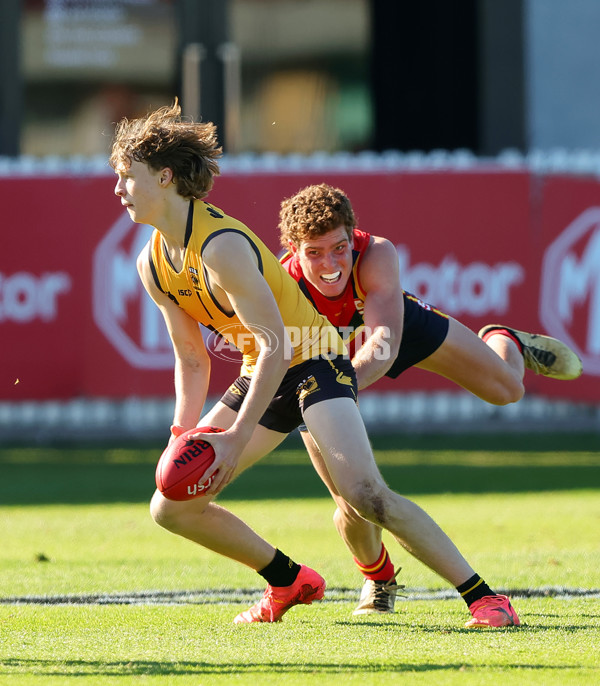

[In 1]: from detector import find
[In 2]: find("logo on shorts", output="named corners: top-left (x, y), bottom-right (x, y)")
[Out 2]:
top-left (335, 371), bottom-right (354, 387)
top-left (296, 376), bottom-right (319, 402)
top-left (227, 383), bottom-right (243, 396)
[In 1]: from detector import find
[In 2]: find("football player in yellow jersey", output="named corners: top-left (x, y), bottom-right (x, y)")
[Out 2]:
top-left (110, 102), bottom-right (520, 628)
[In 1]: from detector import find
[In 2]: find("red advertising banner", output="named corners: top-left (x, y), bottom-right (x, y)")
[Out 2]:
top-left (537, 176), bottom-right (600, 385)
top-left (2, 170), bottom-right (598, 403)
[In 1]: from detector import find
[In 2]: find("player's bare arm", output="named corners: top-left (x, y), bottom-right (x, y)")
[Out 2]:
top-left (190, 231), bottom-right (292, 492)
top-left (137, 247), bottom-right (211, 434)
top-left (352, 236), bottom-right (404, 390)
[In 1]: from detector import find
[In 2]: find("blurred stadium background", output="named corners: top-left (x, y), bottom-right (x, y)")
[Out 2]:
top-left (1, 0), bottom-right (600, 443)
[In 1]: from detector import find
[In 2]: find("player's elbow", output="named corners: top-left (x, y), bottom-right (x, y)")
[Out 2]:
top-left (175, 339), bottom-right (210, 371)
top-left (377, 326), bottom-right (400, 369)
top-left (261, 326), bottom-right (292, 370)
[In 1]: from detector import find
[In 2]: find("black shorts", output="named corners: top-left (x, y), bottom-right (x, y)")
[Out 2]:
top-left (385, 292), bottom-right (450, 378)
top-left (220, 354), bottom-right (357, 434)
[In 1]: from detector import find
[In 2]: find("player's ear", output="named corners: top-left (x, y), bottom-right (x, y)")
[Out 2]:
top-left (159, 167), bottom-right (174, 187)
top-left (288, 240), bottom-right (297, 254)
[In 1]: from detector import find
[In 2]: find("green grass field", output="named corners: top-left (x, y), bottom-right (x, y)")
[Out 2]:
top-left (1, 433), bottom-right (599, 685)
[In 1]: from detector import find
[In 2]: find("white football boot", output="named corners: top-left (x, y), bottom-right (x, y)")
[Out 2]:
top-left (478, 324), bottom-right (583, 380)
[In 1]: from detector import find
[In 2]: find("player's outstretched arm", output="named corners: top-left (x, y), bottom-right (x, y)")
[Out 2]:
top-left (352, 236), bottom-right (404, 390)
top-left (137, 246), bottom-right (211, 433)
top-left (196, 231), bottom-right (292, 492)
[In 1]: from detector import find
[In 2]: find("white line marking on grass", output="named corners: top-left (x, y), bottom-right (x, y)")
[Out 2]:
top-left (1, 587), bottom-right (599, 606)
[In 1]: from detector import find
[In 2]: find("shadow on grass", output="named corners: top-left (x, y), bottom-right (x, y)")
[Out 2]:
top-left (1, 433), bottom-right (598, 505)
top-left (370, 432), bottom-right (600, 453)
top-left (0, 658), bottom-right (588, 677)
top-left (0, 459), bottom-right (598, 505)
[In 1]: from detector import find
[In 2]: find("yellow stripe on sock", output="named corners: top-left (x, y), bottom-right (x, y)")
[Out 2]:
top-left (355, 546), bottom-right (387, 574)
top-left (460, 578), bottom-right (483, 596)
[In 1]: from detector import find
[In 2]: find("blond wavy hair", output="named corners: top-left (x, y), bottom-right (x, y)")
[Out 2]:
top-left (110, 100), bottom-right (222, 200)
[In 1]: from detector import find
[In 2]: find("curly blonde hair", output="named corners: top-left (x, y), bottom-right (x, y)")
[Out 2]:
top-left (278, 184), bottom-right (356, 248)
top-left (109, 100), bottom-right (222, 200)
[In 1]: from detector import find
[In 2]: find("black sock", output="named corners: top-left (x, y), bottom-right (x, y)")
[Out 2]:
top-left (456, 574), bottom-right (494, 607)
top-left (258, 549), bottom-right (301, 587)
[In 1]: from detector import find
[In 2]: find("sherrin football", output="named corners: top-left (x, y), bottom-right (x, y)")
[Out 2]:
top-left (155, 426), bottom-right (224, 500)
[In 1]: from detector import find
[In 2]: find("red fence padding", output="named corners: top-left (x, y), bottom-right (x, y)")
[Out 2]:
top-left (2, 170), bottom-right (598, 402)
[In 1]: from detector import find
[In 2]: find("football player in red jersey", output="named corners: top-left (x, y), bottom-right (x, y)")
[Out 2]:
top-left (279, 183), bottom-right (582, 616)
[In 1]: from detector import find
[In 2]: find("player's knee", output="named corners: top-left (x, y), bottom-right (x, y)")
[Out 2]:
top-left (150, 493), bottom-right (182, 532)
top-left (489, 379), bottom-right (525, 405)
top-left (340, 481), bottom-right (391, 527)
top-left (333, 502), bottom-right (361, 530)
top-left (505, 383), bottom-right (525, 404)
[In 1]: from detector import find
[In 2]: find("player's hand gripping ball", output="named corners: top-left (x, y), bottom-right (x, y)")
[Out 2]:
top-left (155, 426), bottom-right (224, 500)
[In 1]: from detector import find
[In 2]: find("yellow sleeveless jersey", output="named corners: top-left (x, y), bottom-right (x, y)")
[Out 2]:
top-left (147, 199), bottom-right (346, 375)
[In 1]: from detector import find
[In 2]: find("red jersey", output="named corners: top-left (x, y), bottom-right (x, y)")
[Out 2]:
top-left (280, 229), bottom-right (371, 358)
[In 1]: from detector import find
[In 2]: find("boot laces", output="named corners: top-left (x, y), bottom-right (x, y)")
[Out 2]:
top-left (523, 345), bottom-right (556, 375)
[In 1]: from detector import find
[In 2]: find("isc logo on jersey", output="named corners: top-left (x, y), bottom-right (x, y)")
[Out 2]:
top-left (540, 207), bottom-right (600, 375)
